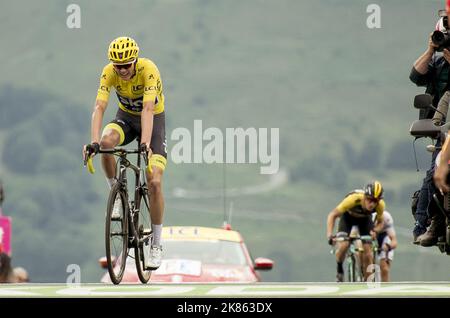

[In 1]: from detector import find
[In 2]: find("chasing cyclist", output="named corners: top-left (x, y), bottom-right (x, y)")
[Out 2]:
top-left (373, 210), bottom-right (397, 282)
top-left (83, 37), bottom-right (167, 270)
top-left (326, 181), bottom-right (385, 282)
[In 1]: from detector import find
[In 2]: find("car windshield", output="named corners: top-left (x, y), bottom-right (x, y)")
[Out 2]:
top-left (163, 240), bottom-right (247, 266)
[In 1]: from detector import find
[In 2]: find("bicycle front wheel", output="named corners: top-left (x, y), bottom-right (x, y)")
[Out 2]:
top-left (354, 254), bottom-right (364, 282)
top-left (105, 182), bottom-right (129, 285)
top-left (132, 186), bottom-right (153, 284)
top-left (347, 255), bottom-right (356, 282)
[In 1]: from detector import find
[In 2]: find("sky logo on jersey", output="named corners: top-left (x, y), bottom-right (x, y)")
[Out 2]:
top-left (117, 94), bottom-right (143, 112)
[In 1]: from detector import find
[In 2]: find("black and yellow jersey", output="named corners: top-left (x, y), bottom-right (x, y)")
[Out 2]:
top-left (96, 58), bottom-right (164, 115)
top-left (336, 190), bottom-right (385, 222)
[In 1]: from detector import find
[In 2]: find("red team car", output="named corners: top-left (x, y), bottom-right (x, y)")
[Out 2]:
top-left (100, 225), bottom-right (274, 283)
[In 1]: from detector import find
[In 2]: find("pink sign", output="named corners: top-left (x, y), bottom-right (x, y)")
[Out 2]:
top-left (0, 216), bottom-right (12, 255)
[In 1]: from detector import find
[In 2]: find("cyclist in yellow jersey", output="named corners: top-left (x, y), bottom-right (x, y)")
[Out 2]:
top-left (83, 37), bottom-right (167, 269)
top-left (326, 181), bottom-right (385, 282)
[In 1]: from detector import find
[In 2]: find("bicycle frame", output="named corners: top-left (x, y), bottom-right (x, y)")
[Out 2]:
top-left (334, 235), bottom-right (373, 282)
top-left (106, 148), bottom-right (152, 249)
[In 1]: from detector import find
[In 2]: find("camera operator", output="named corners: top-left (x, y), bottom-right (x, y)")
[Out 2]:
top-left (410, 17), bottom-right (450, 245)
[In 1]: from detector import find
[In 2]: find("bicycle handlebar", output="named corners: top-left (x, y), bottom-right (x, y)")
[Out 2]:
top-left (83, 146), bottom-right (153, 175)
top-left (86, 156), bottom-right (95, 174)
top-left (97, 148), bottom-right (141, 154)
top-left (334, 235), bottom-right (373, 242)
top-left (330, 235), bottom-right (374, 255)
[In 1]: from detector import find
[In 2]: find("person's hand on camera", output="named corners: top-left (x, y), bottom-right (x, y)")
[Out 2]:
top-left (443, 48), bottom-right (450, 63)
top-left (428, 32), bottom-right (439, 53)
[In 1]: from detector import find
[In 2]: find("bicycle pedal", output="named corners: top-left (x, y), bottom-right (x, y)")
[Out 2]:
top-left (145, 265), bottom-right (158, 271)
top-left (142, 228), bottom-right (152, 235)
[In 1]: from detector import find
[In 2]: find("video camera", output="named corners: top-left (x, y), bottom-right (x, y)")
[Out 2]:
top-left (432, 14), bottom-right (450, 51)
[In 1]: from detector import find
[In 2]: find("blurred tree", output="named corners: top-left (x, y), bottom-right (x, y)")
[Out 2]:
top-left (291, 152), bottom-right (349, 188)
top-left (3, 123), bottom-right (45, 174)
top-left (386, 140), bottom-right (426, 170)
top-left (355, 137), bottom-right (382, 170)
top-left (0, 85), bottom-right (50, 129)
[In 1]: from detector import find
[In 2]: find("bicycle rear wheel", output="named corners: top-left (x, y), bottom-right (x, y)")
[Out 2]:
top-left (105, 182), bottom-right (129, 285)
top-left (132, 186), bottom-right (153, 284)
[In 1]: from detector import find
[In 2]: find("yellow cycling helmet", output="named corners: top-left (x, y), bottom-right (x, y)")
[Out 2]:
top-left (108, 37), bottom-right (139, 64)
top-left (364, 180), bottom-right (384, 200)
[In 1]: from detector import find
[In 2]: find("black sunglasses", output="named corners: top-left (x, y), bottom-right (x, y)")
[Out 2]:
top-left (113, 63), bottom-right (133, 70)
top-left (366, 196), bottom-right (379, 204)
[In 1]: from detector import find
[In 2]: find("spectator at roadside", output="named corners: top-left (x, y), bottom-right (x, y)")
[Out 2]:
top-left (0, 253), bottom-right (29, 283)
top-left (13, 267), bottom-right (29, 283)
top-left (0, 252), bottom-right (15, 283)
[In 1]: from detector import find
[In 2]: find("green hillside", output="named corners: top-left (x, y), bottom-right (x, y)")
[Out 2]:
top-left (1, 0), bottom-right (450, 282)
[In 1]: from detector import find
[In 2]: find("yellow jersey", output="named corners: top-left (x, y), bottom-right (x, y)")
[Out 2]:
top-left (336, 190), bottom-right (385, 222)
top-left (96, 58), bottom-right (165, 115)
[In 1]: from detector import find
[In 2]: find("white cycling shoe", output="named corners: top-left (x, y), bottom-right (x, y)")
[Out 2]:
top-left (145, 245), bottom-right (162, 270)
top-left (111, 197), bottom-right (122, 219)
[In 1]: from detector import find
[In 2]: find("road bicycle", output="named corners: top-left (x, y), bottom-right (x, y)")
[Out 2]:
top-left (333, 234), bottom-right (373, 282)
top-left (84, 142), bottom-right (153, 284)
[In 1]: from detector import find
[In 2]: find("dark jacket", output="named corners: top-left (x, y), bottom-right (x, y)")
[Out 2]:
top-left (409, 52), bottom-right (449, 119)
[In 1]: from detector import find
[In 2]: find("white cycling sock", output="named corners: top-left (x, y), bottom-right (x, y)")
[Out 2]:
top-left (106, 177), bottom-right (117, 189)
top-left (152, 224), bottom-right (162, 246)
